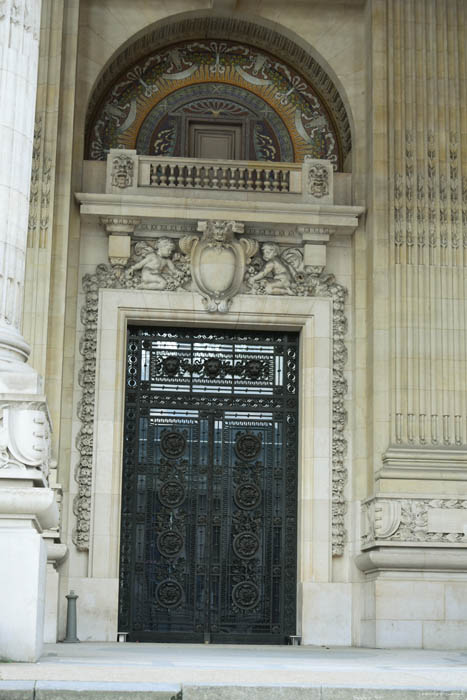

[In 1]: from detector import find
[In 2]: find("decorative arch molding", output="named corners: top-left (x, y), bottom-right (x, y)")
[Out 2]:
top-left (84, 14), bottom-right (352, 170)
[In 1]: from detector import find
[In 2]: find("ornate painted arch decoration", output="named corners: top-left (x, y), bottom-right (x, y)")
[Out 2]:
top-left (85, 19), bottom-right (352, 170)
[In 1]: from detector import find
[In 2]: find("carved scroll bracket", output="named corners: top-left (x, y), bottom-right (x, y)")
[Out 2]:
top-left (100, 215), bottom-right (141, 274)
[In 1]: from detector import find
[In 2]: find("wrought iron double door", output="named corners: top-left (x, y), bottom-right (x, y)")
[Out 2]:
top-left (119, 326), bottom-right (298, 644)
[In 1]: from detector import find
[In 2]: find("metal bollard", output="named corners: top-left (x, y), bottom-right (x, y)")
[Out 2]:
top-left (63, 590), bottom-right (80, 643)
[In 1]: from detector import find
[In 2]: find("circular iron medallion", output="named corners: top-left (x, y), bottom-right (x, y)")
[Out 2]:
top-left (234, 483), bottom-right (261, 510)
top-left (234, 433), bottom-right (261, 461)
top-left (233, 532), bottom-right (260, 560)
top-left (157, 530), bottom-right (184, 557)
top-left (160, 430), bottom-right (186, 458)
top-left (158, 480), bottom-right (186, 508)
top-left (155, 579), bottom-right (183, 608)
top-left (232, 581), bottom-right (259, 610)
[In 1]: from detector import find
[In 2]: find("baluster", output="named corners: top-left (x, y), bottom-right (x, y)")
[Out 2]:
top-left (186, 165), bottom-right (194, 188)
top-left (239, 168), bottom-right (247, 190)
top-left (267, 169), bottom-right (274, 192)
top-left (199, 165), bottom-right (207, 187)
top-left (168, 165), bottom-right (176, 187)
top-left (220, 167), bottom-right (228, 189)
top-left (272, 169), bottom-right (280, 192)
top-left (194, 165), bottom-right (201, 188)
top-left (246, 168), bottom-right (254, 191)
top-left (284, 170), bottom-right (290, 192)
top-left (229, 168), bottom-right (237, 190)
top-left (258, 169), bottom-right (265, 191)
top-left (210, 167), bottom-right (218, 189)
top-left (150, 164), bottom-right (156, 185)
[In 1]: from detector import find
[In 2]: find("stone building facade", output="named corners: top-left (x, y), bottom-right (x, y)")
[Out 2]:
top-left (1, 0), bottom-right (467, 661)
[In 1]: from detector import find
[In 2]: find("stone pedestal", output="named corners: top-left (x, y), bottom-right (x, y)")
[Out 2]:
top-left (0, 520), bottom-right (46, 662)
top-left (0, 486), bottom-right (57, 661)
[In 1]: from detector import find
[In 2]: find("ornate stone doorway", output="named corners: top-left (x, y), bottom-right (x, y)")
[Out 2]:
top-left (118, 325), bottom-right (298, 644)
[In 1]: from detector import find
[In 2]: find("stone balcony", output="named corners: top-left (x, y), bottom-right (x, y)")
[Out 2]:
top-left (77, 150), bottom-right (363, 233)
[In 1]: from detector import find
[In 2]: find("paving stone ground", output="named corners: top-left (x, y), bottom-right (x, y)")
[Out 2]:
top-left (1, 644), bottom-right (467, 698)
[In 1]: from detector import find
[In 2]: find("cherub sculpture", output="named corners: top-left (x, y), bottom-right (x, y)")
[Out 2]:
top-left (127, 237), bottom-right (185, 290)
top-left (248, 242), bottom-right (304, 295)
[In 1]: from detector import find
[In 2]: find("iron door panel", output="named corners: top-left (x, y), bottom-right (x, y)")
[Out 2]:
top-left (119, 327), bottom-right (298, 643)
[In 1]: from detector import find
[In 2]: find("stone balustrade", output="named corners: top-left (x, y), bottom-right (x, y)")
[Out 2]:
top-left (143, 156), bottom-right (298, 193)
top-left (105, 149), bottom-right (334, 203)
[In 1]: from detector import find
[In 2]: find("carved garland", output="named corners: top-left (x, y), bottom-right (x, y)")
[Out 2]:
top-left (73, 236), bottom-right (348, 556)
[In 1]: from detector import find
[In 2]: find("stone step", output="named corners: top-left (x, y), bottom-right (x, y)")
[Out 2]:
top-left (0, 681), bottom-right (180, 700)
top-left (1, 682), bottom-right (466, 700)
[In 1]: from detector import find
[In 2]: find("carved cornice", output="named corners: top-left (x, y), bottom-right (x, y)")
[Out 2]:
top-left (76, 192), bottom-right (363, 232)
top-left (378, 447), bottom-right (467, 481)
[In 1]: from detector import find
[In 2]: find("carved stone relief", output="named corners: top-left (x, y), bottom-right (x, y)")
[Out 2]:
top-left (303, 157), bottom-right (333, 203)
top-left (308, 164), bottom-right (330, 199)
top-left (0, 401), bottom-right (51, 479)
top-left (111, 154), bottom-right (135, 189)
top-left (74, 226), bottom-right (348, 556)
top-left (180, 220), bottom-right (258, 312)
top-left (362, 496), bottom-right (467, 546)
top-left (127, 238), bottom-right (189, 290)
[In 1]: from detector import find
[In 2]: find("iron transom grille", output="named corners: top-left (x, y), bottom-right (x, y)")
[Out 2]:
top-left (119, 326), bottom-right (298, 643)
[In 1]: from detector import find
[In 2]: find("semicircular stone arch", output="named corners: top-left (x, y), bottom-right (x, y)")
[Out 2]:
top-left (85, 15), bottom-right (352, 171)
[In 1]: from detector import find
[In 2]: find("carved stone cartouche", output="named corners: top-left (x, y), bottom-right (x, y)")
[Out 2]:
top-left (180, 220), bottom-right (258, 313)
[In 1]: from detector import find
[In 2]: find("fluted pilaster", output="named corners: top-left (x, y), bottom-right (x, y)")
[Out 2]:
top-left (388, 0), bottom-right (467, 448)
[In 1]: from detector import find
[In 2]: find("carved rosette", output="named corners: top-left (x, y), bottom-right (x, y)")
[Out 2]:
top-left (180, 220), bottom-right (258, 313)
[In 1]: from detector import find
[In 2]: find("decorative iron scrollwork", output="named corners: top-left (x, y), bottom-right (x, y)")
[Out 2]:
top-left (160, 430), bottom-right (186, 458)
top-left (234, 432), bottom-right (262, 460)
top-left (155, 580), bottom-right (183, 608)
top-left (232, 581), bottom-right (260, 610)
top-left (157, 530), bottom-right (184, 557)
top-left (154, 355), bottom-right (269, 381)
top-left (158, 480), bottom-right (186, 508)
top-left (233, 532), bottom-right (260, 559)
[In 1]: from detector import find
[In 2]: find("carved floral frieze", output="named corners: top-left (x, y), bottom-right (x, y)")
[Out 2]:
top-left (73, 224), bottom-right (348, 555)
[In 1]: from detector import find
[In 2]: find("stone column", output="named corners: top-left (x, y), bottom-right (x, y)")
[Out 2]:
top-left (0, 0), bottom-right (41, 382)
top-left (0, 0), bottom-right (58, 662)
